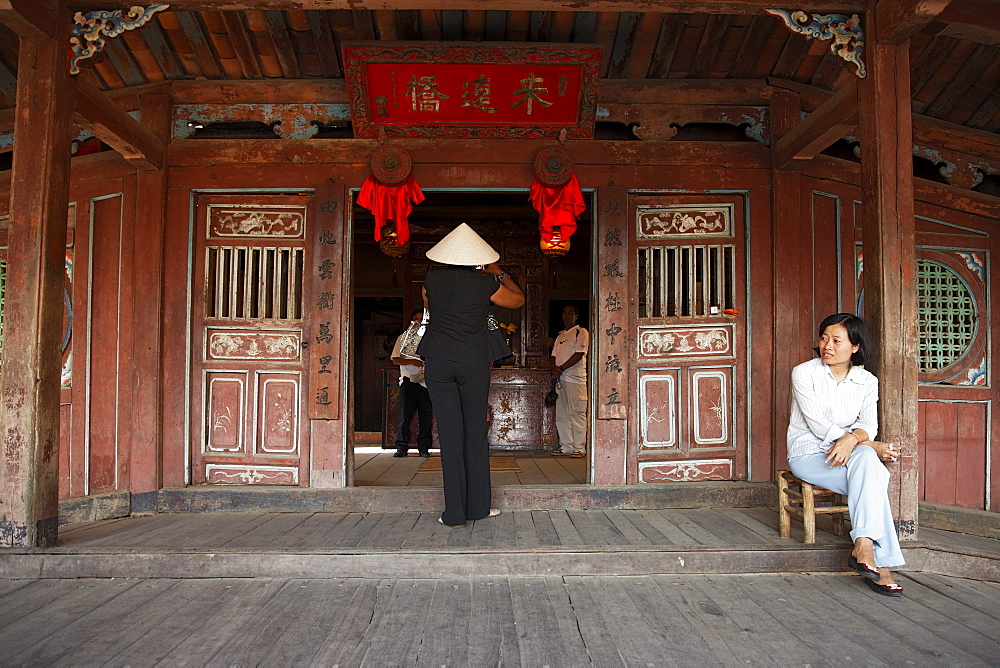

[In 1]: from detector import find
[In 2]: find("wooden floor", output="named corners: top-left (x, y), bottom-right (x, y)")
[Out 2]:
top-left (354, 447), bottom-right (587, 486)
top-left (2, 571), bottom-right (999, 666)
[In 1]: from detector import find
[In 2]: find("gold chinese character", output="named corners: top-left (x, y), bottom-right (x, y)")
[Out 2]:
top-left (512, 73), bottom-right (553, 115)
top-left (406, 75), bottom-right (449, 113)
top-left (461, 75), bottom-right (498, 113)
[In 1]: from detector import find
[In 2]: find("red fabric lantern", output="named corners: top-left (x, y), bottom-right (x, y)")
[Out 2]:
top-left (357, 174), bottom-right (425, 249)
top-left (530, 174), bottom-right (585, 258)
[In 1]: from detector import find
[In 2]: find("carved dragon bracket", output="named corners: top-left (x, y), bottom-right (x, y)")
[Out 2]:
top-left (69, 5), bottom-right (169, 75)
top-left (765, 9), bottom-right (866, 78)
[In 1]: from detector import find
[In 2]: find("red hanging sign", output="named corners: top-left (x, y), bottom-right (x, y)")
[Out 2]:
top-left (343, 43), bottom-right (601, 139)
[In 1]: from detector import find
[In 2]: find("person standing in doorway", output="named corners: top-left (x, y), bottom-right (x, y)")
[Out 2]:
top-left (417, 223), bottom-right (525, 527)
top-left (390, 308), bottom-right (434, 458)
top-left (550, 305), bottom-right (589, 458)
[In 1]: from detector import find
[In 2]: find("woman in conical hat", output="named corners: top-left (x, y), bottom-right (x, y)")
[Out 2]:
top-left (417, 223), bottom-right (525, 527)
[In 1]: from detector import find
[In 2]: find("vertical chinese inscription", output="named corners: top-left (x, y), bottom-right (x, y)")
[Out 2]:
top-left (308, 181), bottom-right (344, 420)
top-left (597, 185), bottom-right (628, 420)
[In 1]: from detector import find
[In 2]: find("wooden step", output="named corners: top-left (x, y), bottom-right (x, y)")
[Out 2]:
top-left (155, 482), bottom-right (776, 514)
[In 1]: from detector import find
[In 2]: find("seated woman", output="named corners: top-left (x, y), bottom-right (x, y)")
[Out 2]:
top-left (786, 313), bottom-right (904, 596)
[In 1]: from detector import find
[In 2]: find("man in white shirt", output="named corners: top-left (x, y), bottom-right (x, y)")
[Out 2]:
top-left (549, 305), bottom-right (589, 458)
top-left (390, 309), bottom-right (434, 457)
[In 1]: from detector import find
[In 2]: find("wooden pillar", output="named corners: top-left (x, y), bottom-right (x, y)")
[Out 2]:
top-left (0, 31), bottom-right (76, 547)
top-left (770, 89), bottom-right (804, 476)
top-left (858, 37), bottom-right (919, 540)
top-left (127, 93), bottom-right (170, 511)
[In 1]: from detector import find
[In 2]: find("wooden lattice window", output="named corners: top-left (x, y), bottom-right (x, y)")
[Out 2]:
top-left (916, 259), bottom-right (978, 373)
top-left (637, 244), bottom-right (736, 318)
top-left (205, 246), bottom-right (304, 320)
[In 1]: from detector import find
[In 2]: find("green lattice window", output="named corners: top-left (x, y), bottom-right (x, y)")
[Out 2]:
top-left (916, 260), bottom-right (978, 373)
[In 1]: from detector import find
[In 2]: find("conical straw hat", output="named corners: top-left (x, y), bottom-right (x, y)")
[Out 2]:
top-left (425, 223), bottom-right (500, 266)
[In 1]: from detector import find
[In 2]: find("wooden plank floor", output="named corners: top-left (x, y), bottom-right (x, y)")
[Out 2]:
top-left (353, 447), bottom-right (587, 486)
top-left (1, 572), bottom-right (998, 666)
top-left (55, 507), bottom-right (850, 550)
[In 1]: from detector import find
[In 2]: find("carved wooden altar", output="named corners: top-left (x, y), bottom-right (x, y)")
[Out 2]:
top-left (382, 367), bottom-right (557, 450)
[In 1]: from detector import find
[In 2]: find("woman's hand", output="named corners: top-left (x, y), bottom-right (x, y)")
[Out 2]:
top-left (825, 432), bottom-right (859, 467)
top-left (483, 262), bottom-right (503, 276)
top-left (867, 440), bottom-right (899, 462)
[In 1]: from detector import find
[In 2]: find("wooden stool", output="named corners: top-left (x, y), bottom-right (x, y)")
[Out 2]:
top-left (777, 469), bottom-right (849, 543)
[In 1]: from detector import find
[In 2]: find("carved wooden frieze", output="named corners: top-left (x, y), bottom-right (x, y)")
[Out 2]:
top-left (208, 207), bottom-right (305, 239)
top-left (638, 459), bottom-right (733, 483)
top-left (174, 103), bottom-right (352, 140)
top-left (639, 325), bottom-right (734, 359)
top-left (636, 204), bottom-right (733, 239)
top-left (207, 330), bottom-right (302, 361)
top-left (205, 464), bottom-right (299, 485)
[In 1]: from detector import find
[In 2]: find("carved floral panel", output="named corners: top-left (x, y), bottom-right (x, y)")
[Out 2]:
top-left (639, 459), bottom-right (732, 482)
top-left (639, 325), bottom-right (734, 359)
top-left (207, 330), bottom-right (302, 361)
top-left (205, 464), bottom-right (299, 485)
top-left (691, 368), bottom-right (731, 447)
top-left (636, 204), bottom-right (732, 239)
top-left (208, 206), bottom-right (305, 239)
top-left (257, 374), bottom-right (299, 455)
top-left (206, 373), bottom-right (246, 454)
top-left (639, 371), bottom-right (678, 449)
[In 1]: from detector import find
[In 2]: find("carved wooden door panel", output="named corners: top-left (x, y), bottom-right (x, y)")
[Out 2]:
top-left (631, 194), bottom-right (748, 482)
top-left (191, 194), bottom-right (311, 485)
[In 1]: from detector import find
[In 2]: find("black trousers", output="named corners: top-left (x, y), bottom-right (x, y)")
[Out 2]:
top-left (423, 357), bottom-right (492, 525)
top-left (395, 378), bottom-right (433, 451)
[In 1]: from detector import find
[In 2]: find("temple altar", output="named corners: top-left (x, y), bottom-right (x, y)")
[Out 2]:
top-left (382, 367), bottom-right (557, 450)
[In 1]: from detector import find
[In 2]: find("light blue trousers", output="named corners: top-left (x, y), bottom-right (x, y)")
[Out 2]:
top-left (789, 444), bottom-right (905, 568)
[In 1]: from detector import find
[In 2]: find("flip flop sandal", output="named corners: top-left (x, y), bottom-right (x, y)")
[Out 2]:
top-left (865, 578), bottom-right (903, 597)
top-left (848, 555), bottom-right (881, 581)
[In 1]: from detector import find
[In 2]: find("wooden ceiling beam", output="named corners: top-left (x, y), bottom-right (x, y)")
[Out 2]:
top-left (73, 78), bottom-right (164, 171)
top-left (773, 78), bottom-right (857, 169)
top-left (770, 76), bottom-right (1000, 161)
top-left (0, 0), bottom-right (59, 39)
top-left (874, 0), bottom-right (953, 45)
top-left (84, 1), bottom-right (867, 14)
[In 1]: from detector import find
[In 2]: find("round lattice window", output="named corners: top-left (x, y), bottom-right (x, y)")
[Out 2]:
top-left (916, 260), bottom-right (978, 373)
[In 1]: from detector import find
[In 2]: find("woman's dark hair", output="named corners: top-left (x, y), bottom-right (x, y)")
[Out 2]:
top-left (410, 308), bottom-right (424, 320)
top-left (814, 313), bottom-right (874, 366)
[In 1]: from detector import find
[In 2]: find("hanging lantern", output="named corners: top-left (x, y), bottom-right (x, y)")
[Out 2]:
top-left (378, 223), bottom-right (410, 258)
top-left (531, 146), bottom-right (585, 258)
top-left (540, 230), bottom-right (571, 256)
top-left (358, 144), bottom-right (424, 258)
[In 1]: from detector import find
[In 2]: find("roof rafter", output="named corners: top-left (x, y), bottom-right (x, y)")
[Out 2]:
top-left (70, 0), bottom-right (867, 14)
top-left (0, 0), bottom-right (59, 40)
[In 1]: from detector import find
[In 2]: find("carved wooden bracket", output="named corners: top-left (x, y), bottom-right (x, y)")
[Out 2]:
top-left (765, 9), bottom-right (866, 78)
top-left (69, 5), bottom-right (169, 75)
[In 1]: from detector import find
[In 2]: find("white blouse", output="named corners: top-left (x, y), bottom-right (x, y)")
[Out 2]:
top-left (786, 357), bottom-right (879, 459)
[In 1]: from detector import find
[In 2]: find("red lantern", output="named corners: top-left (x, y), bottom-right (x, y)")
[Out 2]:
top-left (378, 223), bottom-right (410, 258)
top-left (358, 144), bottom-right (424, 257)
top-left (531, 146), bottom-right (584, 258)
top-left (540, 230), bottom-right (571, 257)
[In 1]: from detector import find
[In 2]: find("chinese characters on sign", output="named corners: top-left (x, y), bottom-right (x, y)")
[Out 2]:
top-left (343, 43), bottom-right (601, 139)
top-left (308, 181), bottom-right (345, 420)
top-left (597, 187), bottom-right (628, 419)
